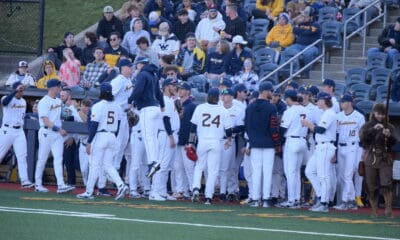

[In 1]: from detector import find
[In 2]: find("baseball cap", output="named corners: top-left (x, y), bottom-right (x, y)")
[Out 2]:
top-left (162, 78), bottom-right (178, 88)
top-left (178, 82), bottom-right (191, 90)
top-left (100, 82), bottom-right (112, 93)
top-left (308, 85), bottom-right (319, 96)
top-left (259, 81), bottom-right (273, 92)
top-left (232, 35), bottom-right (248, 45)
top-left (178, 9), bottom-right (189, 16)
top-left (103, 5), bottom-right (114, 13)
top-left (208, 88), bottom-right (220, 98)
top-left (221, 88), bottom-right (234, 96)
top-left (219, 78), bottom-right (232, 88)
top-left (118, 59), bottom-right (133, 68)
top-left (233, 83), bottom-right (247, 93)
top-left (208, 7), bottom-right (218, 13)
top-left (284, 89), bottom-right (298, 99)
top-left (287, 80), bottom-right (299, 89)
top-left (340, 94), bottom-right (353, 102)
top-left (279, 13), bottom-right (290, 23)
top-left (12, 81), bottom-right (23, 90)
top-left (18, 61), bottom-right (28, 68)
top-left (46, 78), bottom-right (61, 88)
top-left (135, 57), bottom-right (149, 65)
top-left (298, 86), bottom-right (308, 94)
top-left (316, 92), bottom-right (331, 100)
top-left (149, 11), bottom-right (159, 25)
top-left (322, 78), bottom-right (336, 88)
top-left (249, 91), bottom-right (259, 100)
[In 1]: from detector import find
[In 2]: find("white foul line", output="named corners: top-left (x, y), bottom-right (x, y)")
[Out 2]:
top-left (0, 206), bottom-right (398, 240)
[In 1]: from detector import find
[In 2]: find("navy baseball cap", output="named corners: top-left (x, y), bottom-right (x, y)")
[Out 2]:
top-left (100, 82), bottom-right (112, 93)
top-left (287, 81), bottom-right (299, 89)
top-left (233, 83), bottom-right (247, 93)
top-left (118, 59), bottom-right (133, 68)
top-left (162, 78), bottom-right (177, 88)
top-left (221, 88), bottom-right (234, 96)
top-left (340, 94), bottom-right (353, 102)
top-left (178, 82), bottom-right (191, 90)
top-left (12, 81), bottom-right (23, 90)
top-left (135, 57), bottom-right (149, 65)
top-left (249, 90), bottom-right (259, 99)
top-left (208, 87), bottom-right (220, 98)
top-left (46, 78), bottom-right (61, 88)
top-left (284, 89), bottom-right (298, 99)
top-left (323, 78), bottom-right (335, 88)
top-left (308, 85), bottom-right (319, 96)
top-left (259, 82), bottom-right (273, 92)
top-left (317, 92), bottom-right (331, 100)
top-left (272, 89), bottom-right (281, 96)
top-left (298, 86), bottom-right (308, 94)
top-left (219, 78), bottom-right (232, 88)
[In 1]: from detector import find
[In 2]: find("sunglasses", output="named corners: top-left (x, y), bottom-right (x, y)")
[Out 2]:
top-left (110, 38), bottom-right (118, 41)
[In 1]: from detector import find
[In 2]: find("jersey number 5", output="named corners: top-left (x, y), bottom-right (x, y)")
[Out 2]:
top-left (202, 113), bottom-right (220, 128)
top-left (107, 111), bottom-right (115, 124)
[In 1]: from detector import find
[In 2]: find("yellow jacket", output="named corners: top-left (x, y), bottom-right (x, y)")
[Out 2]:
top-left (256, 0), bottom-right (284, 17)
top-left (266, 23), bottom-right (295, 48)
top-left (36, 60), bottom-right (60, 89)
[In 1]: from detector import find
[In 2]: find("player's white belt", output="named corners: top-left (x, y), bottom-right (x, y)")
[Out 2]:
top-left (3, 124), bottom-right (21, 129)
top-left (97, 129), bottom-right (116, 134)
top-left (316, 141), bottom-right (335, 145)
top-left (339, 142), bottom-right (359, 147)
top-left (288, 136), bottom-right (306, 139)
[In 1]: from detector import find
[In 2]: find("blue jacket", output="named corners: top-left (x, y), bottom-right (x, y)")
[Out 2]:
top-left (178, 98), bottom-right (197, 145)
top-left (293, 21), bottom-right (321, 46)
top-left (245, 99), bottom-right (280, 148)
top-left (131, 64), bottom-right (165, 110)
top-left (224, 49), bottom-right (253, 76)
top-left (205, 52), bottom-right (227, 75)
top-left (391, 74), bottom-right (400, 102)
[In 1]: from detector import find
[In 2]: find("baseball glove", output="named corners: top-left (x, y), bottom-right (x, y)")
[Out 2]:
top-left (127, 110), bottom-right (139, 127)
top-left (185, 145), bottom-right (198, 162)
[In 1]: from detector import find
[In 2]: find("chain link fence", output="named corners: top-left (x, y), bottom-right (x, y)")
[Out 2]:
top-left (0, 0), bottom-right (44, 56)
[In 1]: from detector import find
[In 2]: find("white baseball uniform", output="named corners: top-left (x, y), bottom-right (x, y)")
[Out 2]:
top-left (111, 74), bottom-right (133, 170)
top-left (84, 100), bottom-right (125, 195)
top-left (281, 104), bottom-right (309, 203)
top-left (336, 110), bottom-right (365, 202)
top-left (0, 95), bottom-right (31, 186)
top-left (305, 107), bottom-right (337, 204)
top-left (35, 95), bottom-right (67, 188)
top-left (303, 102), bottom-right (322, 165)
top-left (191, 103), bottom-right (232, 199)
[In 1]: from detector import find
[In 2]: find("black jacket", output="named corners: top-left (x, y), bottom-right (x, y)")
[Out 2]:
top-left (378, 24), bottom-right (400, 51)
top-left (178, 98), bottom-right (197, 145)
top-left (96, 16), bottom-right (123, 39)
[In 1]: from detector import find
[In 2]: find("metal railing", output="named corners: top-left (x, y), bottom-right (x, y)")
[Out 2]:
top-left (259, 39), bottom-right (325, 89)
top-left (341, 0), bottom-right (387, 71)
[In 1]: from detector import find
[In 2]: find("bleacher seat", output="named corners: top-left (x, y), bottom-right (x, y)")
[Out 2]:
top-left (321, 20), bottom-right (342, 63)
top-left (375, 84), bottom-right (389, 102)
top-left (258, 63), bottom-right (279, 84)
top-left (367, 51), bottom-right (388, 71)
top-left (370, 67), bottom-right (392, 87)
top-left (188, 75), bottom-right (207, 92)
top-left (345, 67), bottom-right (367, 87)
top-left (389, 102), bottom-right (400, 116)
top-left (334, 82), bottom-right (346, 98)
top-left (391, 53), bottom-right (400, 70)
top-left (278, 48), bottom-right (300, 79)
top-left (318, 7), bottom-right (338, 24)
top-left (342, 8), bottom-right (361, 34)
top-left (350, 83), bottom-right (371, 102)
top-left (255, 47), bottom-right (277, 65)
top-left (356, 100), bottom-right (374, 114)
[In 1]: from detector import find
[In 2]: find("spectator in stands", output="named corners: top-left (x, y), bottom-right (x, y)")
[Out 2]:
top-left (144, 0), bottom-right (174, 21)
top-left (222, 4), bottom-right (247, 42)
top-left (195, 7), bottom-right (226, 50)
top-left (252, 0), bottom-right (284, 22)
top-left (286, 0), bottom-right (307, 20)
top-left (204, 40), bottom-right (230, 80)
top-left (25, 99), bottom-right (39, 120)
top-left (162, 65), bottom-right (182, 83)
top-left (151, 22), bottom-right (180, 57)
top-left (6, 61), bottom-right (35, 87)
top-left (348, 0), bottom-right (380, 22)
top-left (81, 47), bottom-right (109, 90)
top-left (176, 33), bottom-right (206, 80)
top-left (96, 6), bottom-right (124, 48)
top-left (221, 0), bottom-right (248, 22)
top-left (284, 7), bottom-right (321, 78)
top-left (122, 3), bottom-right (149, 34)
top-left (47, 32), bottom-right (82, 69)
top-left (266, 12), bottom-right (295, 60)
top-left (175, 0), bottom-right (198, 22)
top-left (224, 35), bottom-right (253, 76)
top-left (81, 32), bottom-right (98, 67)
top-left (173, 9), bottom-right (196, 44)
top-left (122, 18), bottom-right (151, 60)
top-left (158, 55), bottom-right (177, 79)
top-left (134, 37), bottom-right (159, 66)
top-left (197, 0), bottom-right (221, 16)
top-left (232, 59), bottom-right (259, 93)
top-left (59, 48), bottom-right (81, 88)
top-left (367, 17), bottom-right (400, 68)
top-left (36, 60), bottom-right (59, 89)
top-left (148, 11), bottom-right (171, 40)
top-left (104, 32), bottom-right (130, 67)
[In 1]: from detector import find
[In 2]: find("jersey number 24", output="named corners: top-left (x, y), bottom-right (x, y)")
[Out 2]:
top-left (202, 113), bottom-right (220, 128)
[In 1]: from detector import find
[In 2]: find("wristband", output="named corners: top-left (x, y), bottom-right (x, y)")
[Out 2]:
top-left (52, 126), bottom-right (60, 132)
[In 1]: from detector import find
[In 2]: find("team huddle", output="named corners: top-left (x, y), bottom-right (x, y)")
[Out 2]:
top-left (0, 59), bottom-right (397, 216)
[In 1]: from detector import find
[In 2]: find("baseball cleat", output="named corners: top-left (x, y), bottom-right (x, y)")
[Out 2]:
top-left (310, 204), bottom-right (329, 213)
top-left (262, 200), bottom-right (270, 208)
top-left (21, 181), bottom-right (34, 188)
top-left (115, 184), bottom-right (128, 200)
top-left (192, 189), bottom-right (200, 203)
top-left (149, 193), bottom-right (166, 201)
top-left (76, 192), bottom-right (94, 200)
top-left (204, 198), bottom-right (212, 205)
top-left (248, 200), bottom-right (259, 207)
top-left (333, 203), bottom-right (348, 211)
top-left (128, 190), bottom-right (141, 199)
top-left (97, 188), bottom-right (113, 197)
top-left (35, 185), bottom-right (49, 193)
top-left (147, 161), bottom-right (161, 178)
top-left (57, 184), bottom-right (76, 193)
top-left (355, 196), bottom-right (364, 207)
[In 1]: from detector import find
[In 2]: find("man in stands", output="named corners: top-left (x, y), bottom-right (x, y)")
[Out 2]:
top-left (96, 5), bottom-right (123, 48)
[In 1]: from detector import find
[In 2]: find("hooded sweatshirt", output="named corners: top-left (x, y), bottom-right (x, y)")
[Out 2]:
top-left (266, 23), bottom-right (295, 48)
top-left (36, 60), bottom-right (60, 89)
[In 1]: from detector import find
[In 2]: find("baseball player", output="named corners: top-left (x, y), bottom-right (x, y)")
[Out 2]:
top-left (279, 90), bottom-right (309, 208)
top-left (110, 58), bottom-right (134, 171)
top-left (245, 82), bottom-right (281, 208)
top-left (333, 94), bottom-right (365, 210)
top-left (77, 98), bottom-right (92, 186)
top-left (150, 78), bottom-right (180, 201)
top-left (131, 57), bottom-right (165, 178)
top-left (77, 83), bottom-right (128, 200)
top-left (35, 79), bottom-right (75, 193)
top-left (302, 92), bottom-right (337, 212)
top-left (190, 88), bottom-right (233, 205)
top-left (0, 82), bottom-right (33, 188)
top-left (219, 88), bottom-right (245, 202)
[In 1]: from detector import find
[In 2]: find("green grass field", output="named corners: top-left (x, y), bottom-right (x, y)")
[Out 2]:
top-left (0, 185), bottom-right (399, 240)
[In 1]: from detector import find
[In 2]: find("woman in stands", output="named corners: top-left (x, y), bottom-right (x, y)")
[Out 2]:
top-left (203, 40), bottom-right (230, 81)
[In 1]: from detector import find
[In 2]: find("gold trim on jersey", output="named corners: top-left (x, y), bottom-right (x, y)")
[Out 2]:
top-left (50, 104), bottom-right (61, 110)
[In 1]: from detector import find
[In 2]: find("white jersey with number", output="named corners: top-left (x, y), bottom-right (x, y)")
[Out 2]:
top-left (38, 95), bottom-right (62, 128)
top-left (1, 96), bottom-right (26, 127)
top-left (281, 104), bottom-right (309, 138)
top-left (91, 100), bottom-right (122, 132)
top-left (191, 103), bottom-right (232, 140)
top-left (111, 74), bottom-right (133, 111)
top-left (315, 108), bottom-right (337, 142)
top-left (337, 110), bottom-right (365, 143)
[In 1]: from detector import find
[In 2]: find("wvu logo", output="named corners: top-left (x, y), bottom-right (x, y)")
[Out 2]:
top-left (159, 43), bottom-right (169, 51)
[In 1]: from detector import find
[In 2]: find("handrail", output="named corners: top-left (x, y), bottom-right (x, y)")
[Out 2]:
top-left (341, 0), bottom-right (386, 71)
top-left (259, 39), bottom-right (325, 89)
